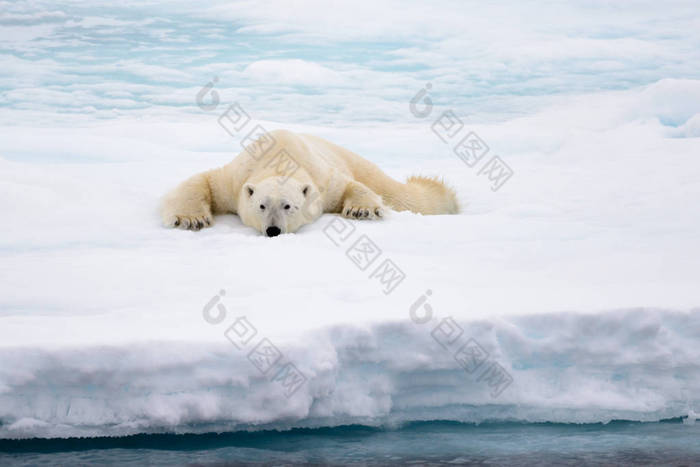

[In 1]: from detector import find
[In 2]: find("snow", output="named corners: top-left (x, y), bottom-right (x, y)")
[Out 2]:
top-left (1, 0), bottom-right (699, 439)
top-left (1, 310), bottom-right (699, 438)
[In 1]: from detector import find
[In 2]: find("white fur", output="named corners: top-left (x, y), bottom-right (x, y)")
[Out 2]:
top-left (161, 130), bottom-right (459, 235)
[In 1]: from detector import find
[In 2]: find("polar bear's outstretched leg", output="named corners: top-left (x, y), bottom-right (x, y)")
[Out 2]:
top-left (161, 171), bottom-right (214, 230)
top-left (340, 181), bottom-right (386, 220)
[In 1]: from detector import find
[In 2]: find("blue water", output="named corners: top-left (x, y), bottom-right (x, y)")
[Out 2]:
top-left (2, 420), bottom-right (699, 466)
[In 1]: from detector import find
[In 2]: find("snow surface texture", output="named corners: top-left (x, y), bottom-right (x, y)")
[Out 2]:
top-left (1, 311), bottom-right (700, 438)
top-left (1, 0), bottom-right (699, 438)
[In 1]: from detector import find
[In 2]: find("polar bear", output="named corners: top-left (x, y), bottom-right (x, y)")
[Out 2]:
top-left (161, 130), bottom-right (459, 236)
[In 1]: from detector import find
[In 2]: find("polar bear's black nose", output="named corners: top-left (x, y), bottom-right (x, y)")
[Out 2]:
top-left (266, 226), bottom-right (281, 237)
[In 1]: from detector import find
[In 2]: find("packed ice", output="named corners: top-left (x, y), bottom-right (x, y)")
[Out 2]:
top-left (1, 0), bottom-right (699, 438)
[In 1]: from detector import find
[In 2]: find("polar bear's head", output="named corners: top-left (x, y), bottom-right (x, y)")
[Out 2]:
top-left (238, 177), bottom-right (321, 236)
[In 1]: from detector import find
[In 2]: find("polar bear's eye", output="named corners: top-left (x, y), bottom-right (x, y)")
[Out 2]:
top-left (284, 204), bottom-right (291, 210)
top-left (259, 204), bottom-right (265, 210)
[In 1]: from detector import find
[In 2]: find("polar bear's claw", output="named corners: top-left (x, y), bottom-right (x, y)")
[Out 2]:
top-left (165, 214), bottom-right (212, 230)
top-left (342, 205), bottom-right (384, 220)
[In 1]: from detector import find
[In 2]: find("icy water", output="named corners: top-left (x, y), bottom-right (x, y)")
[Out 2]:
top-left (3, 1), bottom-right (700, 126)
top-left (1, 420), bottom-right (699, 466)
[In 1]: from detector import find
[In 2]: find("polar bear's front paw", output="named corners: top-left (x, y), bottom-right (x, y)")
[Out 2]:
top-left (164, 213), bottom-right (213, 231)
top-left (342, 203), bottom-right (384, 220)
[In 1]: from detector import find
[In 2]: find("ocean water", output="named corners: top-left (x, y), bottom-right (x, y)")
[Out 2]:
top-left (2, 420), bottom-right (700, 466)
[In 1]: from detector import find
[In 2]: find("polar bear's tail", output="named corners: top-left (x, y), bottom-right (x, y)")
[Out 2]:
top-left (373, 175), bottom-right (459, 215)
top-left (400, 175), bottom-right (460, 215)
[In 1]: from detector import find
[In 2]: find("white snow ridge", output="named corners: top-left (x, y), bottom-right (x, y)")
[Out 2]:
top-left (0, 309), bottom-right (698, 439)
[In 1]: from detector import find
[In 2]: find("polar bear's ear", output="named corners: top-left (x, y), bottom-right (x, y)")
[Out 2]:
top-left (302, 184), bottom-right (310, 197)
top-left (245, 184), bottom-right (255, 197)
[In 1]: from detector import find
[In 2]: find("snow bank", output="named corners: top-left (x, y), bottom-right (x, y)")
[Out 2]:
top-left (1, 309), bottom-right (698, 439)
